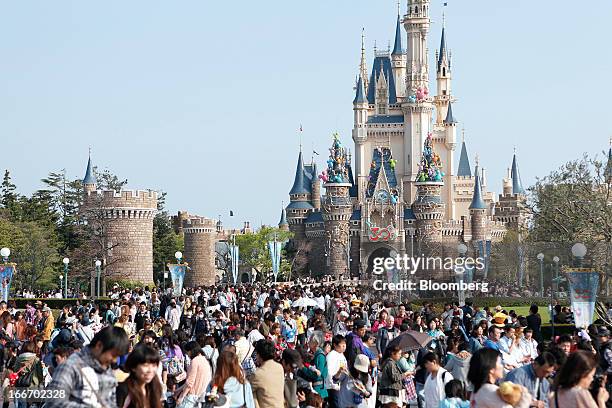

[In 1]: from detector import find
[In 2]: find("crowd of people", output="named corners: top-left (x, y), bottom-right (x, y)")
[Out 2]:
top-left (0, 281), bottom-right (608, 407)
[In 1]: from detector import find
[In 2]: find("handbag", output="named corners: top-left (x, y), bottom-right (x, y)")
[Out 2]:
top-left (15, 358), bottom-right (38, 388)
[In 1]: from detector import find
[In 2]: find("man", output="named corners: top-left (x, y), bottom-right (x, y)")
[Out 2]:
top-left (280, 308), bottom-right (297, 347)
top-left (234, 326), bottom-right (256, 377)
top-left (526, 304), bottom-right (543, 342)
top-left (325, 335), bottom-right (347, 408)
top-left (598, 327), bottom-right (612, 377)
top-left (483, 325), bottom-right (502, 351)
top-left (134, 301), bottom-right (149, 332)
top-left (498, 325), bottom-right (516, 356)
top-left (250, 339), bottom-right (285, 408)
top-left (281, 349), bottom-right (303, 408)
top-left (556, 334), bottom-right (573, 356)
top-left (165, 299), bottom-right (181, 330)
top-left (422, 352), bottom-right (453, 408)
top-left (394, 304), bottom-right (408, 329)
top-left (505, 352), bottom-right (556, 408)
top-left (344, 319), bottom-right (374, 369)
top-left (333, 311), bottom-right (349, 336)
top-left (46, 326), bottom-right (129, 407)
top-left (441, 303), bottom-right (454, 331)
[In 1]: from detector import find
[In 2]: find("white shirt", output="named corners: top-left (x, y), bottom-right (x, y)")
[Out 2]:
top-left (424, 368), bottom-right (453, 408)
top-left (165, 306), bottom-right (181, 330)
top-left (325, 350), bottom-right (347, 390)
top-left (520, 337), bottom-right (538, 360)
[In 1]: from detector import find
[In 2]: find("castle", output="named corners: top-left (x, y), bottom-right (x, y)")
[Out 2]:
top-left (284, 1), bottom-right (530, 280)
top-left (81, 154), bottom-right (158, 288)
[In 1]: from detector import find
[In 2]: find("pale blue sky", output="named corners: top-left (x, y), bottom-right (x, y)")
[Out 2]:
top-left (0, 1), bottom-right (609, 228)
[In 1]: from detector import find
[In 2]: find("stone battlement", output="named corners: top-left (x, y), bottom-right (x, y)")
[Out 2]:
top-left (86, 189), bottom-right (158, 209)
top-left (182, 216), bottom-right (218, 233)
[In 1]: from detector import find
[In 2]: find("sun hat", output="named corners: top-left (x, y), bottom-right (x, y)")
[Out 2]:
top-left (354, 354), bottom-right (370, 373)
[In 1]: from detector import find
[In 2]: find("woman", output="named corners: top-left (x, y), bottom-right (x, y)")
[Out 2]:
top-left (444, 340), bottom-right (472, 392)
top-left (426, 319), bottom-right (446, 354)
top-left (14, 312), bottom-right (27, 342)
top-left (13, 341), bottom-right (44, 408)
top-left (161, 324), bottom-right (185, 385)
top-left (175, 341), bottom-right (212, 408)
top-left (0, 311), bottom-right (14, 340)
top-left (467, 348), bottom-right (531, 408)
top-left (202, 336), bottom-right (219, 375)
top-left (550, 350), bottom-right (608, 408)
top-left (468, 325), bottom-right (485, 354)
top-left (371, 310), bottom-right (389, 333)
top-left (116, 344), bottom-right (163, 408)
top-left (378, 345), bottom-right (409, 406)
top-left (210, 350), bottom-right (255, 408)
top-left (338, 354), bottom-right (372, 408)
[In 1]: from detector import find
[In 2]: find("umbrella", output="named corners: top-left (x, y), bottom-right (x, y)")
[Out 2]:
top-left (386, 330), bottom-right (433, 352)
top-left (292, 297), bottom-right (319, 308)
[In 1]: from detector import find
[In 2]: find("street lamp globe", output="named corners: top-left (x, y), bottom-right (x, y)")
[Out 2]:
top-left (571, 243), bottom-right (588, 258)
top-left (537, 253), bottom-right (544, 261)
top-left (175, 251), bottom-right (183, 260)
top-left (58, 274), bottom-right (63, 281)
top-left (553, 256), bottom-right (560, 263)
top-left (95, 260), bottom-right (102, 267)
top-left (457, 243), bottom-right (468, 256)
top-left (62, 257), bottom-right (70, 265)
top-left (0, 248), bottom-right (10, 258)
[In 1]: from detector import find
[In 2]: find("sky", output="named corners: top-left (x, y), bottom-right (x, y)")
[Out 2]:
top-left (0, 1), bottom-right (610, 229)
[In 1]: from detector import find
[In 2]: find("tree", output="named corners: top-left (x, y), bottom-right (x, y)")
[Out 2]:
top-left (95, 167), bottom-right (128, 191)
top-left (12, 222), bottom-right (60, 290)
top-left (153, 192), bottom-right (183, 283)
top-left (1, 170), bottom-right (21, 220)
top-left (234, 226), bottom-right (292, 281)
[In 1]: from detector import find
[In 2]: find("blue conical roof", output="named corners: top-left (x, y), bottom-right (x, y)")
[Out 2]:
top-left (289, 151), bottom-right (309, 195)
top-left (437, 27), bottom-right (446, 72)
top-left (457, 141), bottom-right (471, 177)
top-left (511, 154), bottom-right (525, 195)
top-left (279, 207), bottom-right (288, 226)
top-left (443, 102), bottom-right (457, 124)
top-left (469, 165), bottom-right (487, 209)
top-left (353, 76), bottom-right (367, 104)
top-left (83, 154), bottom-right (96, 185)
top-left (392, 15), bottom-right (403, 55)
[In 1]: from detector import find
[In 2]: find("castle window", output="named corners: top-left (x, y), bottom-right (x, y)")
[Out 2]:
top-left (415, 6), bottom-right (418, 13)
top-left (442, 90), bottom-right (446, 95)
top-left (442, 67), bottom-right (446, 76)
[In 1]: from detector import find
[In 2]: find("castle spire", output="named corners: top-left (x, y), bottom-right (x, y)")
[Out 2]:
top-left (359, 28), bottom-right (368, 87)
top-left (392, 13), bottom-right (403, 55)
top-left (83, 150), bottom-right (97, 186)
top-left (437, 17), bottom-right (447, 73)
top-left (511, 152), bottom-right (526, 195)
top-left (278, 205), bottom-right (288, 229)
top-left (443, 101), bottom-right (457, 124)
top-left (353, 75), bottom-right (367, 104)
top-left (457, 133), bottom-right (471, 177)
top-left (289, 151), bottom-right (309, 195)
top-left (469, 161), bottom-right (487, 209)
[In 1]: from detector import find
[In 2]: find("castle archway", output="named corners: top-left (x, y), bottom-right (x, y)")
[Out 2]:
top-left (365, 245), bottom-right (400, 281)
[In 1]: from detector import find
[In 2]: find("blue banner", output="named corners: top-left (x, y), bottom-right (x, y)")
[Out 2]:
top-left (229, 245), bottom-right (239, 284)
top-left (0, 265), bottom-right (15, 302)
top-left (168, 264), bottom-right (187, 297)
top-left (565, 268), bottom-right (599, 328)
top-left (268, 240), bottom-right (282, 282)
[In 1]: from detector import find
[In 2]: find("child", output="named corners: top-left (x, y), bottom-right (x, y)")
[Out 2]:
top-left (439, 379), bottom-right (470, 408)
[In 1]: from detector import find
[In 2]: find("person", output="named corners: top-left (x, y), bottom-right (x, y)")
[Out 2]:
top-left (46, 326), bottom-right (130, 407)
top-left (175, 341), bottom-right (212, 407)
top-left (444, 340), bottom-right (471, 391)
top-left (597, 327), bottom-right (612, 378)
top-left (468, 325), bottom-right (485, 354)
top-left (309, 337), bottom-right (328, 399)
top-left (12, 341), bottom-right (44, 408)
top-left (520, 327), bottom-right (538, 361)
top-left (250, 339), bottom-right (285, 408)
top-left (116, 344), bottom-right (163, 408)
top-left (483, 326), bottom-right (502, 351)
top-left (439, 379), bottom-right (470, 408)
top-left (467, 348), bottom-right (531, 408)
top-left (337, 354), bottom-right (372, 408)
top-left (550, 350), bottom-right (608, 408)
top-left (42, 306), bottom-right (55, 341)
top-left (505, 352), bottom-right (555, 408)
top-left (526, 305), bottom-right (543, 342)
top-left (281, 348), bottom-right (302, 408)
top-left (378, 345), bottom-right (408, 407)
top-left (422, 351), bottom-right (453, 408)
top-left (212, 350), bottom-right (256, 408)
top-left (556, 334), bottom-right (573, 356)
top-left (165, 300), bottom-right (181, 331)
top-left (325, 334), bottom-right (348, 408)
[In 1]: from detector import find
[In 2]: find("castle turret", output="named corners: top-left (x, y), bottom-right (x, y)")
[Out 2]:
top-left (443, 101), bottom-right (457, 152)
top-left (321, 134), bottom-right (352, 279)
top-left (82, 152), bottom-right (97, 195)
top-left (182, 216), bottom-right (217, 287)
top-left (469, 160), bottom-right (487, 242)
top-left (390, 13), bottom-right (406, 99)
top-left (502, 167), bottom-right (512, 195)
top-left (494, 153), bottom-right (528, 230)
top-left (434, 17), bottom-right (452, 124)
top-left (511, 152), bottom-right (526, 195)
top-left (311, 161), bottom-right (321, 210)
top-left (457, 138), bottom-right (471, 177)
top-left (278, 206), bottom-right (289, 231)
top-left (352, 75), bottom-right (368, 198)
top-left (287, 150), bottom-right (313, 240)
top-left (375, 69), bottom-right (389, 115)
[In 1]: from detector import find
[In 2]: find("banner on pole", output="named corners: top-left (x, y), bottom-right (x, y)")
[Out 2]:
top-left (0, 264), bottom-right (15, 302)
top-left (229, 245), bottom-right (240, 284)
top-left (167, 264), bottom-right (187, 297)
top-left (268, 241), bottom-right (282, 282)
top-left (565, 267), bottom-right (599, 329)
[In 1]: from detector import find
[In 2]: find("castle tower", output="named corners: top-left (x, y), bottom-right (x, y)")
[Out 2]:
top-left (469, 160), bottom-right (488, 242)
top-left (182, 216), bottom-right (217, 287)
top-left (390, 12), bottom-right (406, 99)
top-left (83, 152), bottom-right (97, 195)
top-left (311, 161), bottom-right (321, 210)
top-left (81, 156), bottom-right (157, 285)
top-left (494, 152), bottom-right (528, 230)
top-left (442, 102), bottom-right (457, 218)
top-left (434, 17), bottom-right (452, 124)
top-left (352, 75), bottom-right (368, 197)
top-left (401, 0), bottom-right (435, 204)
top-left (321, 134), bottom-right (352, 279)
top-left (286, 150), bottom-right (313, 240)
top-left (278, 206), bottom-right (289, 232)
top-left (412, 134), bottom-right (445, 263)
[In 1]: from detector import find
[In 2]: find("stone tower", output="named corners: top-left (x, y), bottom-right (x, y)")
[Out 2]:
top-left (182, 216), bottom-right (217, 287)
top-left (469, 161), bottom-right (488, 242)
top-left (494, 153), bottom-right (528, 230)
top-left (278, 207), bottom-right (289, 232)
top-left (321, 134), bottom-right (352, 279)
top-left (286, 151), bottom-right (314, 241)
top-left (81, 155), bottom-right (157, 284)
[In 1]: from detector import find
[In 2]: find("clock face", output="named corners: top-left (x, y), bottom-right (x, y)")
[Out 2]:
top-left (375, 189), bottom-right (390, 203)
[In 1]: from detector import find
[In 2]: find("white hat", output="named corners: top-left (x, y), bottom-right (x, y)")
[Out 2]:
top-left (339, 311), bottom-right (349, 318)
top-left (354, 354), bottom-right (370, 373)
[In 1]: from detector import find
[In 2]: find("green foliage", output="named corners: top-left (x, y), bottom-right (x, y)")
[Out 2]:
top-left (152, 192), bottom-right (183, 284)
top-left (234, 226), bottom-right (293, 279)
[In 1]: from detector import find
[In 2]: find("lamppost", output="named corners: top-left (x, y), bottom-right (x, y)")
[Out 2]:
top-left (175, 251), bottom-right (183, 264)
top-left (0, 247), bottom-right (9, 263)
top-left (550, 255), bottom-right (560, 340)
top-left (95, 260), bottom-right (102, 299)
top-left (537, 253), bottom-right (545, 297)
top-left (59, 274), bottom-right (63, 295)
top-left (62, 257), bottom-right (69, 298)
top-left (571, 243), bottom-right (587, 267)
top-left (457, 243), bottom-right (468, 305)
